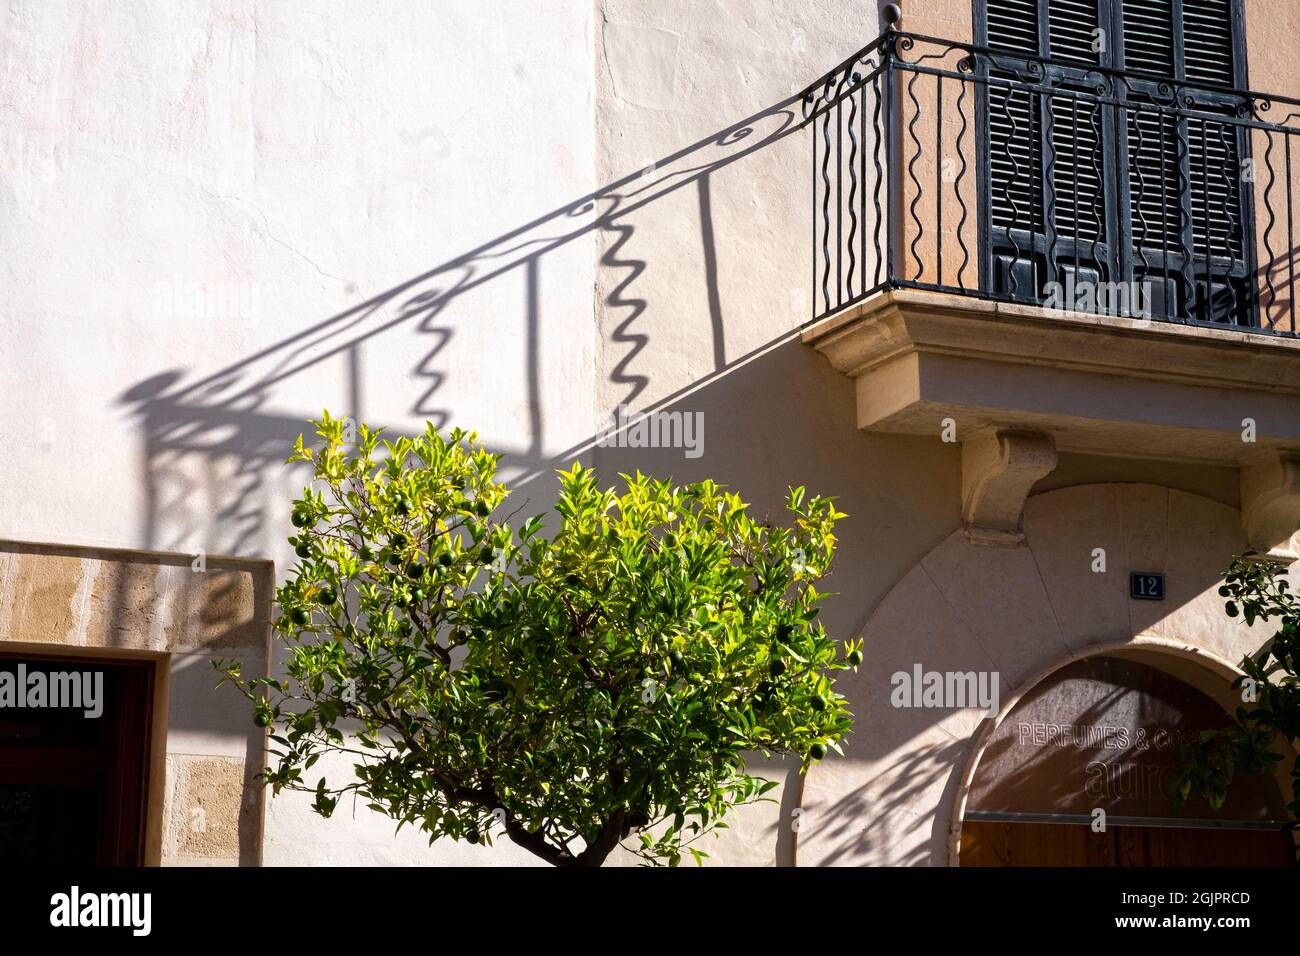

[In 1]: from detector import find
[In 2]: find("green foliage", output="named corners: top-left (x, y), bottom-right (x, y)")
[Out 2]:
top-left (1169, 557), bottom-right (1299, 835)
top-left (218, 412), bottom-right (858, 866)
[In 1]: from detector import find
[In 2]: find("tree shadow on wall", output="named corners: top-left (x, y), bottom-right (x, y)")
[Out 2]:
top-left (800, 734), bottom-right (972, 867)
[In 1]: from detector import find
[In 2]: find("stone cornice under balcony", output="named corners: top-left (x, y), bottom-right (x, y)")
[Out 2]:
top-left (803, 289), bottom-right (1300, 465)
top-left (804, 290), bottom-right (1300, 553)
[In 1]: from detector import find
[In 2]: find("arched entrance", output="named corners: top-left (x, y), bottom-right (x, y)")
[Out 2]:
top-left (795, 483), bottom-right (1294, 867)
top-left (957, 654), bottom-right (1294, 866)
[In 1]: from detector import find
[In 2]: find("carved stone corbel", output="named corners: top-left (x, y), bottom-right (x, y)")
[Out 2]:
top-left (1240, 453), bottom-right (1300, 561)
top-left (961, 430), bottom-right (1058, 547)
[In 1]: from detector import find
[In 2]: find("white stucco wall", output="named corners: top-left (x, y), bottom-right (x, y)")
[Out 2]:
top-left (2, 0), bottom-right (599, 562)
top-left (1, 0), bottom-right (599, 866)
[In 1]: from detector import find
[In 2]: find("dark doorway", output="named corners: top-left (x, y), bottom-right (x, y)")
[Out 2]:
top-left (0, 653), bottom-right (156, 866)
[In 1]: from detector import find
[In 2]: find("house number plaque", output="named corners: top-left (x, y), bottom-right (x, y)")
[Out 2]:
top-left (1129, 572), bottom-right (1165, 601)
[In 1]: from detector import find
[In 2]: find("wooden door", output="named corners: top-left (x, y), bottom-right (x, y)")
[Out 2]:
top-left (960, 820), bottom-right (1296, 867)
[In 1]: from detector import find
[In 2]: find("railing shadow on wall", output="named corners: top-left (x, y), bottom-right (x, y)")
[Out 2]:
top-left (119, 26), bottom-right (1300, 571)
top-left (116, 96), bottom-right (814, 557)
top-left (805, 29), bottom-right (1300, 335)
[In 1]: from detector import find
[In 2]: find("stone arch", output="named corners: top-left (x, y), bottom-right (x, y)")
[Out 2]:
top-left (945, 638), bottom-right (1263, 865)
top-left (795, 482), bottom-right (1278, 867)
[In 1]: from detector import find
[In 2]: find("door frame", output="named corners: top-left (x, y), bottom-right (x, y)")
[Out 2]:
top-left (0, 643), bottom-right (169, 866)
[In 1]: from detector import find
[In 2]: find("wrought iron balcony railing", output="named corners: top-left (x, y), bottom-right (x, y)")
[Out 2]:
top-left (803, 29), bottom-right (1300, 336)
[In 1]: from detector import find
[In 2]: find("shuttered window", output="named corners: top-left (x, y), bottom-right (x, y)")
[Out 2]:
top-left (987, 0), bottom-right (1044, 238)
top-left (980, 0), bottom-right (1251, 324)
top-left (1179, 0), bottom-right (1243, 263)
top-left (1047, 0), bottom-right (1104, 248)
top-left (1121, 0), bottom-right (1176, 79)
top-left (1182, 0), bottom-right (1235, 86)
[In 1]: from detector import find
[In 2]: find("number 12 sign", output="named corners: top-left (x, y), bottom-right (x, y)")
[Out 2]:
top-left (1130, 572), bottom-right (1165, 601)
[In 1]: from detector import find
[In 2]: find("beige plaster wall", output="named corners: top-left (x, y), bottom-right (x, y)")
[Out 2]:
top-left (891, 10), bottom-right (979, 294)
top-left (1, 0), bottom-right (598, 868)
top-left (1245, 0), bottom-right (1300, 335)
top-left (1036, 452), bottom-right (1241, 507)
top-left (0, 541), bottom-right (271, 866)
top-left (591, 0), bottom-right (969, 864)
top-left (587, 0), bottom-right (1287, 866)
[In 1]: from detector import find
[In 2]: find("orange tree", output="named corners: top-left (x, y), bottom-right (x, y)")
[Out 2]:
top-left (220, 412), bottom-right (858, 866)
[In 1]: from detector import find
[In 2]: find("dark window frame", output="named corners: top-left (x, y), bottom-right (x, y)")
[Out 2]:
top-left (972, 0), bottom-right (1259, 327)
